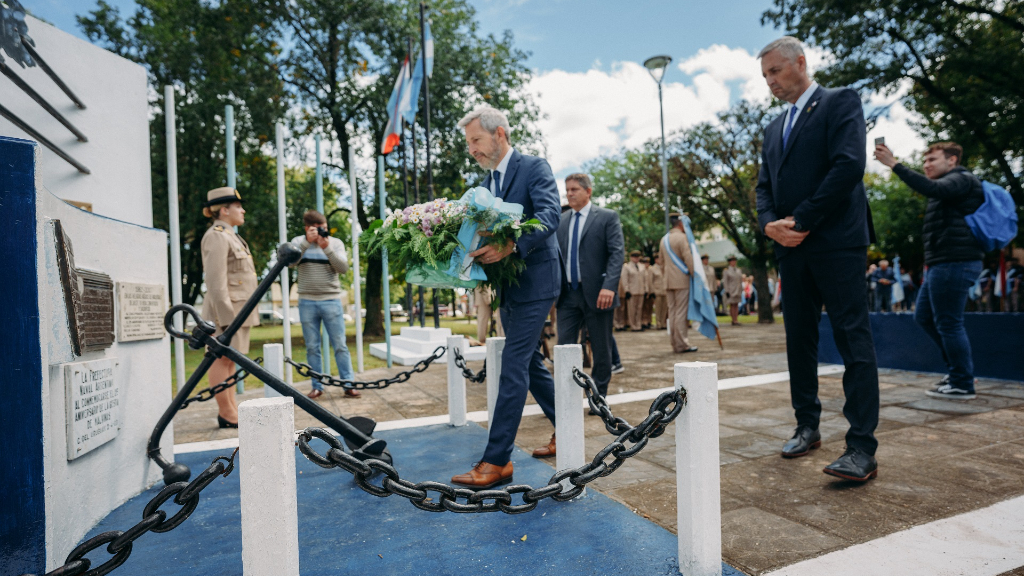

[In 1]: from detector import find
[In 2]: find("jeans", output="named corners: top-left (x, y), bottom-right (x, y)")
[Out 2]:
top-left (611, 335), bottom-right (621, 366)
top-left (299, 299), bottom-right (355, 390)
top-left (914, 261), bottom-right (982, 391)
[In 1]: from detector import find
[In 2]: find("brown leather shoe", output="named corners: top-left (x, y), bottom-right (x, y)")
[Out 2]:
top-left (532, 433), bottom-right (556, 459)
top-left (344, 388), bottom-right (361, 398)
top-left (451, 461), bottom-right (514, 490)
top-left (307, 389), bottom-right (323, 399)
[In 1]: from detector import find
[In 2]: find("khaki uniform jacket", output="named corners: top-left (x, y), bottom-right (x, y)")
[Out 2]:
top-left (721, 266), bottom-right (743, 305)
top-left (664, 228), bottom-right (694, 290)
top-left (621, 261), bottom-right (645, 297)
top-left (648, 263), bottom-right (667, 296)
top-left (201, 219), bottom-right (260, 328)
top-left (703, 264), bottom-right (718, 293)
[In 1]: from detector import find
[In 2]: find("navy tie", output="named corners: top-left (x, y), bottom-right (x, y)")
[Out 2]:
top-left (570, 211), bottom-right (581, 290)
top-left (492, 170), bottom-right (502, 197)
top-left (782, 106), bottom-right (798, 149)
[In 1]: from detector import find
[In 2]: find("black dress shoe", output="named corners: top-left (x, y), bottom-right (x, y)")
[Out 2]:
top-left (781, 426), bottom-right (820, 458)
top-left (217, 415), bottom-right (238, 429)
top-left (823, 447), bottom-right (877, 482)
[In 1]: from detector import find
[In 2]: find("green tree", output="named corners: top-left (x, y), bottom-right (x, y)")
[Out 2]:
top-left (79, 0), bottom-right (287, 305)
top-left (278, 0), bottom-right (542, 337)
top-left (865, 169), bottom-right (927, 271)
top-left (588, 100), bottom-right (782, 324)
top-left (763, 0), bottom-right (1024, 204)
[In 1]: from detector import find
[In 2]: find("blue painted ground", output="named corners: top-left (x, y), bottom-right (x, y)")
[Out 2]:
top-left (83, 424), bottom-right (744, 576)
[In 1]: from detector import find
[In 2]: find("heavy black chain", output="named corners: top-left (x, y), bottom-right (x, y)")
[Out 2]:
top-left (21, 450), bottom-right (238, 576)
top-left (296, 369), bottom-right (686, 514)
top-left (451, 347), bottom-right (486, 383)
top-left (178, 359), bottom-right (261, 410)
top-left (285, 345), bottom-right (445, 390)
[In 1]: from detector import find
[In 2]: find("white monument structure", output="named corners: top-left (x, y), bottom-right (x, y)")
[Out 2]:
top-left (0, 14), bottom-right (173, 576)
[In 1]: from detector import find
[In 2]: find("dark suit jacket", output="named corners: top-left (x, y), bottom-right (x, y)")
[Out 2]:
top-left (555, 204), bottom-right (624, 310)
top-left (756, 86), bottom-right (871, 259)
top-left (482, 149), bottom-right (562, 304)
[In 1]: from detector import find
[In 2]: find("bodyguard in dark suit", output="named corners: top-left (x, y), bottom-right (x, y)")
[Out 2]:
top-left (451, 105), bottom-right (561, 489)
top-left (755, 37), bottom-right (880, 482)
top-left (556, 174), bottom-right (624, 394)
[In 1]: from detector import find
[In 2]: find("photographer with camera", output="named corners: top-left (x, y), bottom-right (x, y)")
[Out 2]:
top-left (291, 210), bottom-right (358, 399)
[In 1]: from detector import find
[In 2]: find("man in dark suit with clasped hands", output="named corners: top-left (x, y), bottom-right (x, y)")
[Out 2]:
top-left (549, 173), bottom-right (624, 422)
top-left (531, 173), bottom-right (623, 459)
top-left (450, 105), bottom-right (562, 490)
top-left (755, 37), bottom-right (880, 483)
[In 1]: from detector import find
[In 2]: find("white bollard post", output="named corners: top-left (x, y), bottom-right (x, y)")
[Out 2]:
top-left (675, 362), bottom-right (722, 576)
top-left (554, 344), bottom-right (586, 497)
top-left (239, 397), bottom-right (299, 576)
top-left (446, 335), bottom-right (467, 427)
top-left (485, 337), bottom-right (505, 422)
top-left (262, 343), bottom-right (283, 398)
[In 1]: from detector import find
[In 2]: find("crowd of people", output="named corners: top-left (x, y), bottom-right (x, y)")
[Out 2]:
top-left (195, 36), bottom-right (1015, 491)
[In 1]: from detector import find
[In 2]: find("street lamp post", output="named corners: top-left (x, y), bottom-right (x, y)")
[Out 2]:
top-left (644, 55), bottom-right (672, 231)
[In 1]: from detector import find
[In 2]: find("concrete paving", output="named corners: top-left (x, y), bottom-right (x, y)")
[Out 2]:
top-left (169, 321), bottom-right (1024, 575)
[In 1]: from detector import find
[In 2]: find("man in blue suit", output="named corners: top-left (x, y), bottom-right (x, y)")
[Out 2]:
top-left (756, 37), bottom-right (880, 482)
top-left (451, 105), bottom-right (562, 490)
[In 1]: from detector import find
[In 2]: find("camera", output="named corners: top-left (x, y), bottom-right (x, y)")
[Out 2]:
top-left (317, 226), bottom-right (329, 238)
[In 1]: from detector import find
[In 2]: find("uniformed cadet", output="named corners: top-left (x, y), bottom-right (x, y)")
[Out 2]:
top-left (722, 255), bottom-right (744, 326)
top-left (652, 254), bottom-right (668, 329)
top-left (201, 187), bottom-right (259, 429)
top-left (621, 250), bottom-right (645, 331)
top-left (702, 254), bottom-right (719, 301)
top-left (640, 256), bottom-right (654, 329)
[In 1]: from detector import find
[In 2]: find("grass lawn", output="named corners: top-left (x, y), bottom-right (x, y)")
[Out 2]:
top-left (170, 316), bottom-right (480, 395)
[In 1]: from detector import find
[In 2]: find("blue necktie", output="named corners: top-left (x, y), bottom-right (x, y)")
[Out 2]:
top-left (782, 106), bottom-right (798, 149)
top-left (570, 211), bottom-right (581, 290)
top-left (492, 170), bottom-right (502, 197)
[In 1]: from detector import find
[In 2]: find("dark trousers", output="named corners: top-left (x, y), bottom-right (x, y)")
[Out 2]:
top-left (915, 261), bottom-right (982, 390)
top-left (780, 247), bottom-right (880, 455)
top-left (875, 288), bottom-right (892, 312)
top-left (482, 297), bottom-right (558, 466)
top-left (556, 288), bottom-right (614, 396)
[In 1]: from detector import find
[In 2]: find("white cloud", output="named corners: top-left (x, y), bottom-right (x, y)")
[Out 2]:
top-left (527, 43), bottom-right (924, 178)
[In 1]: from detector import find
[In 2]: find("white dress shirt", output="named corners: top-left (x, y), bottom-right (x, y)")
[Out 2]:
top-left (489, 147), bottom-right (516, 196)
top-left (781, 81), bottom-right (819, 143)
top-left (564, 201), bottom-right (592, 284)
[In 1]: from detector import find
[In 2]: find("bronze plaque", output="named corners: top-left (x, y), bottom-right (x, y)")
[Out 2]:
top-left (54, 221), bottom-right (115, 355)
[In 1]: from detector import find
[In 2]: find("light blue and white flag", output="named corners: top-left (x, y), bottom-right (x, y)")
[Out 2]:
top-left (891, 256), bottom-right (905, 305)
top-left (403, 20), bottom-right (434, 125)
top-left (662, 215), bottom-right (719, 341)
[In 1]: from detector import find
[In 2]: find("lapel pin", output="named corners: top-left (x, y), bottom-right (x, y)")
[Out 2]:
top-left (806, 100), bottom-right (819, 114)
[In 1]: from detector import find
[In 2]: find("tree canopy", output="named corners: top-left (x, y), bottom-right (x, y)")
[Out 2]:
top-left (78, 0), bottom-right (542, 336)
top-left (763, 0), bottom-right (1024, 205)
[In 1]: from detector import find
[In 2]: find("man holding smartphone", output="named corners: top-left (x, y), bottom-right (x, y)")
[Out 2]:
top-left (291, 210), bottom-right (358, 399)
top-left (874, 140), bottom-right (985, 400)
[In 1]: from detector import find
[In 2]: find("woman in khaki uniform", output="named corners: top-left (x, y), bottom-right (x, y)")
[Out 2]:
top-left (721, 255), bottom-right (744, 326)
top-left (201, 187), bottom-right (259, 428)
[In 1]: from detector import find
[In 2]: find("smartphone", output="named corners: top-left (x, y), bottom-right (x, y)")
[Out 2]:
top-left (874, 137), bottom-right (885, 146)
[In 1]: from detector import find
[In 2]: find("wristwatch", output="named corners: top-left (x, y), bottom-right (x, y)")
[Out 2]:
top-left (791, 219), bottom-right (806, 232)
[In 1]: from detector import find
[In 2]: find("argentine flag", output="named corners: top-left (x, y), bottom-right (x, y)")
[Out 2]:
top-left (403, 20), bottom-right (434, 125)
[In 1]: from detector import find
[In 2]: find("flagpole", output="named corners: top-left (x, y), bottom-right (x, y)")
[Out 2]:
top-left (419, 1), bottom-right (440, 329)
top-left (401, 119), bottom-right (414, 327)
top-left (276, 123), bottom-right (293, 384)
top-left (409, 35), bottom-right (426, 328)
top-left (316, 134), bottom-right (331, 376)
top-left (379, 155), bottom-right (392, 367)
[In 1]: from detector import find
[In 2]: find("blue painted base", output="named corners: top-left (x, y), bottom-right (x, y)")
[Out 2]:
top-left (819, 312), bottom-right (1024, 382)
top-left (81, 424), bottom-right (744, 576)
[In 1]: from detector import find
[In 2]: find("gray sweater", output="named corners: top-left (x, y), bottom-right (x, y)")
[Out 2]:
top-left (290, 235), bottom-right (349, 301)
